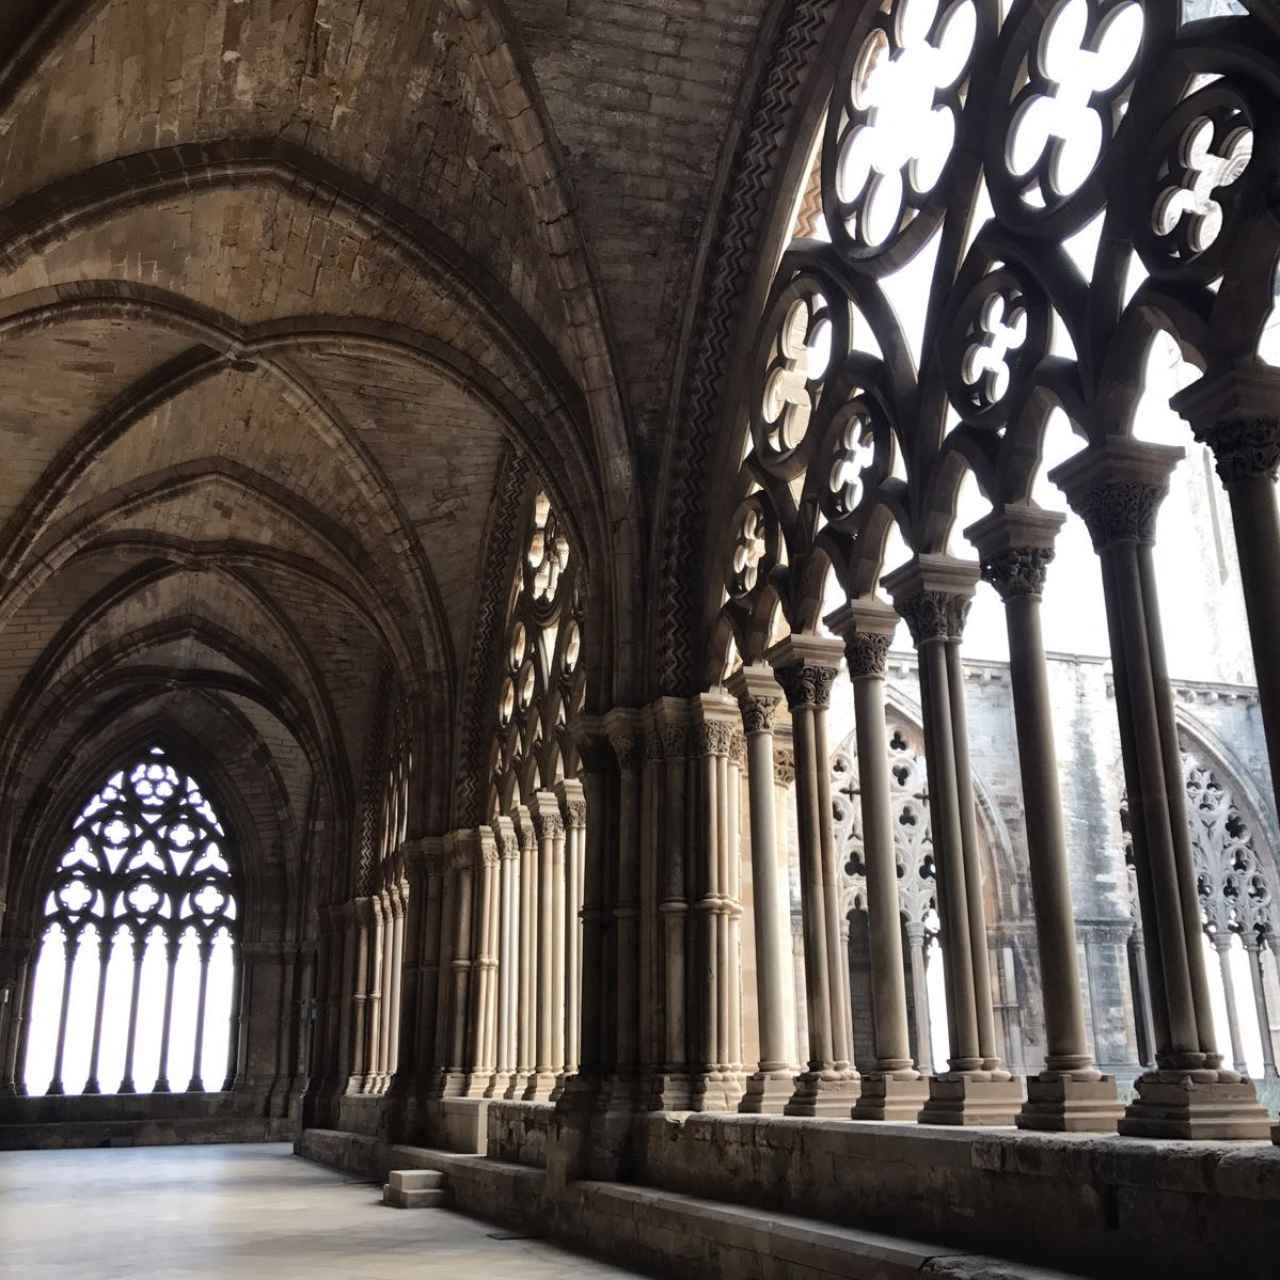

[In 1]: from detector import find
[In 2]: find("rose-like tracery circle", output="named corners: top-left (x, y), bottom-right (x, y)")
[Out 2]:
top-left (826, 0), bottom-right (977, 264)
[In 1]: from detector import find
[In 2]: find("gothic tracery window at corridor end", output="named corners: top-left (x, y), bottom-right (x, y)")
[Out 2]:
top-left (23, 748), bottom-right (240, 1098)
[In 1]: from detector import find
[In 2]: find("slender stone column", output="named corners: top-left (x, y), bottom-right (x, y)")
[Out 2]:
top-left (188, 935), bottom-right (214, 1091)
top-left (442, 831), bottom-right (475, 1097)
top-left (1053, 439), bottom-right (1269, 1138)
top-left (365, 893), bottom-right (385, 1092)
top-left (646, 701), bottom-right (694, 1109)
top-left (1214, 936), bottom-right (1249, 1076)
top-left (489, 816), bottom-right (519, 1098)
top-left (728, 666), bottom-right (798, 1113)
top-left (465, 827), bottom-right (500, 1097)
top-left (769, 636), bottom-right (860, 1116)
top-left (386, 883), bottom-right (406, 1087)
top-left (905, 922), bottom-right (934, 1076)
top-left (568, 718), bottom-right (613, 1105)
top-left (1129, 923), bottom-right (1157, 1070)
top-left (727, 732), bottom-right (746, 1088)
top-left (389, 843), bottom-right (423, 1098)
top-left (605, 710), bottom-right (644, 1110)
top-left (524, 795), bottom-right (562, 1102)
top-left (551, 804), bottom-right (568, 1093)
top-left (556, 779), bottom-right (587, 1088)
top-left (415, 839), bottom-right (445, 1098)
top-left (82, 932), bottom-right (112, 1094)
top-left (1, 940), bottom-right (34, 1095)
top-left (883, 556), bottom-right (1022, 1124)
top-left (333, 904), bottom-right (357, 1095)
top-left (508, 808), bottom-right (537, 1100)
top-left (828, 601), bottom-right (929, 1120)
top-left (1246, 940), bottom-right (1278, 1081)
top-left (968, 508), bottom-right (1122, 1131)
top-left (347, 898), bottom-right (372, 1093)
top-left (687, 693), bottom-right (745, 1110)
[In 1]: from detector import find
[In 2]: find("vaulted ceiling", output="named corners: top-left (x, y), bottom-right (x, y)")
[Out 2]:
top-left (0, 0), bottom-right (772, 911)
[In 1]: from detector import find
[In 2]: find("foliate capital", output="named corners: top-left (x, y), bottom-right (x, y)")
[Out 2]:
top-left (564, 798), bottom-right (587, 830)
top-left (1194, 418), bottom-right (1280, 487)
top-left (843, 629), bottom-right (891, 678)
top-left (729, 729), bottom-right (747, 769)
top-left (773, 747), bottom-right (796, 787)
top-left (774, 663), bottom-right (837, 710)
top-left (1048, 438), bottom-right (1181, 551)
top-left (737, 693), bottom-right (780, 735)
top-left (896, 590), bottom-right (970, 646)
top-left (980, 546), bottom-right (1054, 600)
top-left (694, 720), bottom-right (734, 757)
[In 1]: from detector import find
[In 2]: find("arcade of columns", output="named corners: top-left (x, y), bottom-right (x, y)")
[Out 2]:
top-left (313, 402), bottom-right (1280, 1144)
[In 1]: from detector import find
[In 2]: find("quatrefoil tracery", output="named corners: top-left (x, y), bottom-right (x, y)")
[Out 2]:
top-left (828, 0), bottom-right (977, 259)
top-left (1000, 0), bottom-right (1145, 215)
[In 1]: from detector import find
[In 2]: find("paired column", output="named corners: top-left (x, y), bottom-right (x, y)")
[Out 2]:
top-left (728, 666), bottom-right (798, 1113)
top-left (828, 601), bottom-right (928, 1120)
top-left (414, 839), bottom-right (446, 1100)
top-left (1, 940), bottom-right (34, 1095)
top-left (882, 556), bottom-right (1021, 1125)
top-left (557, 780), bottom-right (587, 1086)
top-left (346, 900), bottom-right (372, 1093)
top-left (526, 794), bottom-right (564, 1101)
top-left (441, 831), bottom-right (475, 1097)
top-left (968, 508), bottom-right (1122, 1131)
top-left (647, 701), bottom-right (694, 1110)
top-left (688, 693), bottom-right (746, 1110)
top-left (465, 828), bottom-right (501, 1097)
top-left (489, 816), bottom-right (519, 1098)
top-left (768, 636), bottom-right (859, 1116)
top-left (1052, 438), bottom-right (1269, 1138)
top-left (508, 808), bottom-right (537, 1099)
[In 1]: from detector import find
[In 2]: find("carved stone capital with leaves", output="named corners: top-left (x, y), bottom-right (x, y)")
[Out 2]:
top-left (981, 546), bottom-right (1054, 600)
top-left (897, 590), bottom-right (970, 646)
top-left (844, 630), bottom-right (891, 678)
top-left (773, 747), bottom-right (796, 787)
top-left (695, 720), bottom-right (734, 758)
top-left (737, 692), bottom-right (781, 735)
top-left (1194, 418), bottom-right (1280, 487)
top-left (775, 663), bottom-right (837, 710)
top-left (1073, 480), bottom-right (1166, 550)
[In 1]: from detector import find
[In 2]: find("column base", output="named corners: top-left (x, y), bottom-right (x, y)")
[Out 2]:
top-left (437, 1071), bottom-right (469, 1099)
top-left (784, 1070), bottom-right (860, 1117)
top-left (852, 1072), bottom-right (928, 1122)
top-left (1016, 1074), bottom-right (1122, 1133)
top-left (461, 1072), bottom-right (494, 1099)
top-left (918, 1075), bottom-right (1024, 1126)
top-left (646, 1070), bottom-right (694, 1111)
top-left (1118, 1071), bottom-right (1272, 1140)
top-left (484, 1072), bottom-right (511, 1099)
top-left (504, 1071), bottom-right (531, 1100)
top-left (522, 1071), bottom-right (558, 1103)
top-left (690, 1070), bottom-right (746, 1112)
top-left (738, 1069), bottom-right (796, 1115)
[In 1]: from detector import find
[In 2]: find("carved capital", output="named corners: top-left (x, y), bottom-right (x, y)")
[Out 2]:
top-left (774, 663), bottom-right (837, 710)
top-left (737, 693), bottom-right (780, 735)
top-left (981, 545), bottom-right (1054, 600)
top-left (1195, 418), bottom-right (1280, 487)
top-left (773, 746), bottom-right (796, 787)
top-left (843, 629), bottom-right (891, 678)
top-left (896, 590), bottom-right (970, 646)
top-left (695, 720), bottom-right (734, 757)
top-left (1074, 480), bottom-right (1165, 550)
top-left (729, 730), bottom-right (747, 769)
top-left (564, 799), bottom-right (587, 830)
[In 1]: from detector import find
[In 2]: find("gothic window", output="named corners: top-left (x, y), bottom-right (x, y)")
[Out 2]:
top-left (490, 490), bottom-right (585, 814)
top-left (23, 748), bottom-right (239, 1097)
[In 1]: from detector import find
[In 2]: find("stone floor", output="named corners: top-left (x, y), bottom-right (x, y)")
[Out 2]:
top-left (0, 1142), bottom-right (649, 1279)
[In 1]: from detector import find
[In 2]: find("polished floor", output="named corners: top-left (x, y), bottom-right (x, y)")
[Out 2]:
top-left (0, 1142), bottom-right (648, 1279)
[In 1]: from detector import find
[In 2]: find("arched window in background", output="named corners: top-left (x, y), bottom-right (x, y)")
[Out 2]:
top-left (23, 747), bottom-right (240, 1097)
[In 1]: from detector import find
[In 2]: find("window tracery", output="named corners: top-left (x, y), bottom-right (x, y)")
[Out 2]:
top-left (490, 490), bottom-right (586, 813)
top-left (717, 0), bottom-right (1273, 663)
top-left (23, 747), bottom-right (239, 1098)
